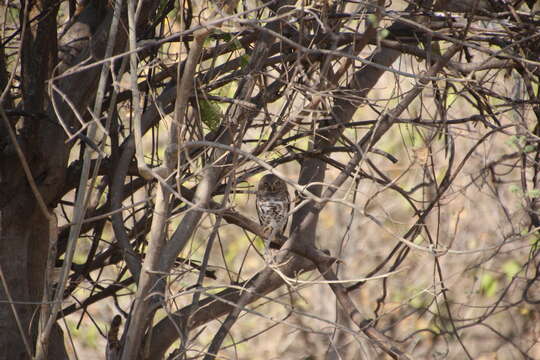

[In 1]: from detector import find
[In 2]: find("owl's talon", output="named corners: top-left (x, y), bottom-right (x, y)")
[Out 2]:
top-left (263, 249), bottom-right (274, 264)
top-left (261, 225), bottom-right (273, 237)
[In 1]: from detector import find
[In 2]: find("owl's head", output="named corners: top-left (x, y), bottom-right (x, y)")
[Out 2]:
top-left (258, 174), bottom-right (287, 194)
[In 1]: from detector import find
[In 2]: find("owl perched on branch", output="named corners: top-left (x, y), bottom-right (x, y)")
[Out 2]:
top-left (256, 174), bottom-right (290, 242)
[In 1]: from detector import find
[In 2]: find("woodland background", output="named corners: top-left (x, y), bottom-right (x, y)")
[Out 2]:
top-left (1, 0), bottom-right (540, 359)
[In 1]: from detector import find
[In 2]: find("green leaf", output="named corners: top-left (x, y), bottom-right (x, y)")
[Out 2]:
top-left (530, 235), bottom-right (540, 251)
top-left (524, 144), bottom-right (537, 153)
top-left (214, 81), bottom-right (238, 98)
top-left (502, 260), bottom-right (521, 279)
top-left (413, 235), bottom-right (424, 244)
top-left (219, 30), bottom-right (233, 42)
top-left (240, 54), bottom-right (250, 68)
top-left (527, 189), bottom-right (540, 198)
top-left (199, 100), bottom-right (222, 131)
top-left (506, 135), bottom-right (525, 148)
top-left (233, 38), bottom-right (243, 50)
top-left (379, 28), bottom-right (390, 40)
top-left (480, 273), bottom-right (498, 297)
top-left (409, 292), bottom-right (428, 308)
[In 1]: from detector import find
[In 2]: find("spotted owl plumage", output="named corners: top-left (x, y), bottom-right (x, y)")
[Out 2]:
top-left (256, 174), bottom-right (290, 235)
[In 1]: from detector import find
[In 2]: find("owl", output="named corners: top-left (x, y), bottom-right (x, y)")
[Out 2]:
top-left (256, 174), bottom-right (290, 239)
